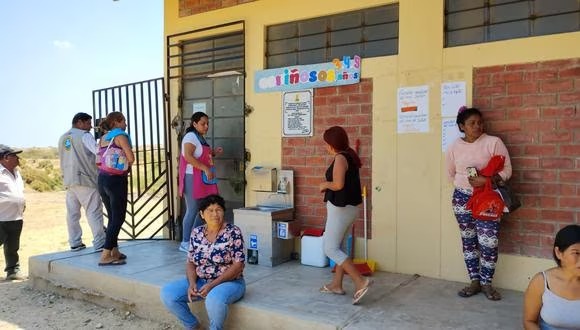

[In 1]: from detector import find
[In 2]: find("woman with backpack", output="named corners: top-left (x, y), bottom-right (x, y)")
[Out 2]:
top-left (97, 111), bottom-right (134, 266)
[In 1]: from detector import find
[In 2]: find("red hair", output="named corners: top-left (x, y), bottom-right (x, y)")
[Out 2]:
top-left (323, 126), bottom-right (362, 168)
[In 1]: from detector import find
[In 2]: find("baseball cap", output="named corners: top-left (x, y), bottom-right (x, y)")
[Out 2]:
top-left (0, 144), bottom-right (23, 157)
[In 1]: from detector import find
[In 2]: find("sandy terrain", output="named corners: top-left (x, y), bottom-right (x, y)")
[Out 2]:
top-left (0, 189), bottom-right (173, 329)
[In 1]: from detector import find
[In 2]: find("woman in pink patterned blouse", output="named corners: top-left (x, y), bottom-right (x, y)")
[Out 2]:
top-left (160, 194), bottom-right (245, 330)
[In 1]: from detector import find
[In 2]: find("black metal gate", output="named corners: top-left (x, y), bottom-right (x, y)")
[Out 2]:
top-left (92, 77), bottom-right (174, 240)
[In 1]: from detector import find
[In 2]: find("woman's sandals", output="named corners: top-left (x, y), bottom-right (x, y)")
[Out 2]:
top-left (481, 284), bottom-right (502, 301)
top-left (458, 281), bottom-right (501, 301)
top-left (457, 281), bottom-right (481, 298)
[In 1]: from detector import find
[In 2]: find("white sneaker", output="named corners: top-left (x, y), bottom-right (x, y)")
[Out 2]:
top-left (179, 242), bottom-right (189, 253)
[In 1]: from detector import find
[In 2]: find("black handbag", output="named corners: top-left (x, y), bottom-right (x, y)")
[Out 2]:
top-left (495, 181), bottom-right (521, 213)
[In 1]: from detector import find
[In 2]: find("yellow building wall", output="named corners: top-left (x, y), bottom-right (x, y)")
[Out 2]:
top-left (164, 0), bottom-right (580, 291)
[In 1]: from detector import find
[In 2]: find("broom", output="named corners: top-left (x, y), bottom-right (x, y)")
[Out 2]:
top-left (352, 185), bottom-right (374, 276)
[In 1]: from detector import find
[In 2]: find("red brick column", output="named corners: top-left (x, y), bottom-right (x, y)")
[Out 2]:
top-left (473, 58), bottom-right (580, 258)
top-left (282, 79), bottom-right (373, 238)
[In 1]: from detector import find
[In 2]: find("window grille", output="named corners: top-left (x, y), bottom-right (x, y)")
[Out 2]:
top-left (445, 0), bottom-right (580, 47)
top-left (266, 4), bottom-right (399, 68)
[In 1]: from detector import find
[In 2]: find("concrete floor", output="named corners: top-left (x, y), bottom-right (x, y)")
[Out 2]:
top-left (29, 240), bottom-right (524, 329)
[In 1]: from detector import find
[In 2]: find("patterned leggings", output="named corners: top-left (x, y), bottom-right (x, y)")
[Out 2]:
top-left (452, 188), bottom-right (500, 285)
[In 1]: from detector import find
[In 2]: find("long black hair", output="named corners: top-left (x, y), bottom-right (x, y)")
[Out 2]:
top-left (185, 111), bottom-right (209, 146)
top-left (553, 224), bottom-right (580, 266)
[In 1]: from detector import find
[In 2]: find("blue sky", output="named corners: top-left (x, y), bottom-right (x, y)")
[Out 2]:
top-left (0, 0), bottom-right (163, 148)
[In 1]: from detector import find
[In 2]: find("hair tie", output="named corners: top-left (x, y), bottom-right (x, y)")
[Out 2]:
top-left (458, 106), bottom-right (467, 114)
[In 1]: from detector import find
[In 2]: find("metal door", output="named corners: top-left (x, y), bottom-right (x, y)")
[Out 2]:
top-left (181, 74), bottom-right (245, 222)
top-left (167, 22), bottom-right (246, 224)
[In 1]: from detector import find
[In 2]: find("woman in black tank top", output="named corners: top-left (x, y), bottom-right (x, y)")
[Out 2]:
top-left (318, 126), bottom-right (371, 305)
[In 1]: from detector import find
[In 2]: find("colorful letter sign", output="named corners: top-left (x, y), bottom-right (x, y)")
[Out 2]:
top-left (254, 55), bottom-right (361, 93)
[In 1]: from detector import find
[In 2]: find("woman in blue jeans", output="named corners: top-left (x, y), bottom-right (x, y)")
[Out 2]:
top-left (177, 112), bottom-right (222, 253)
top-left (97, 112), bottom-right (134, 266)
top-left (160, 195), bottom-right (245, 330)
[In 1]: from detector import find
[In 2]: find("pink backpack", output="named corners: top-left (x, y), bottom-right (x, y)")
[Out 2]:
top-left (98, 138), bottom-right (129, 175)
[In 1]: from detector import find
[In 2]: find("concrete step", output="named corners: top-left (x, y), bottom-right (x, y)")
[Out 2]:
top-left (29, 240), bottom-right (523, 329)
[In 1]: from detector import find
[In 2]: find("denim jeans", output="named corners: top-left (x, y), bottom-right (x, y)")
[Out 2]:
top-left (98, 173), bottom-right (128, 250)
top-left (182, 174), bottom-right (204, 243)
top-left (160, 277), bottom-right (245, 330)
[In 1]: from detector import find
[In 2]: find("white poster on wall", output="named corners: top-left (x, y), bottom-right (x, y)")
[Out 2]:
top-left (282, 90), bottom-right (313, 137)
top-left (397, 85), bottom-right (430, 133)
top-left (441, 81), bottom-right (466, 118)
top-left (441, 118), bottom-right (464, 152)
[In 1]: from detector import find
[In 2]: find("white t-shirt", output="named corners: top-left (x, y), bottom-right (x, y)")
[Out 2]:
top-left (82, 132), bottom-right (98, 155)
top-left (181, 131), bottom-right (203, 174)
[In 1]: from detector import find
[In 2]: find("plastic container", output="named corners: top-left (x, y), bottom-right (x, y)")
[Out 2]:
top-left (301, 235), bottom-right (328, 267)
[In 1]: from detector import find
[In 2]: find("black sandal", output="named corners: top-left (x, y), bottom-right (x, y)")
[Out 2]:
top-left (457, 281), bottom-right (481, 298)
top-left (481, 285), bottom-right (502, 301)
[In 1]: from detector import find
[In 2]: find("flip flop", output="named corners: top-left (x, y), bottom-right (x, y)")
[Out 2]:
top-left (319, 285), bottom-right (346, 295)
top-left (352, 278), bottom-right (372, 305)
top-left (98, 259), bottom-right (126, 266)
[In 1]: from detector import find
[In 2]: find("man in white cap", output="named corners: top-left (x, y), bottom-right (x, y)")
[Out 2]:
top-left (0, 144), bottom-right (26, 280)
top-left (58, 113), bottom-right (106, 252)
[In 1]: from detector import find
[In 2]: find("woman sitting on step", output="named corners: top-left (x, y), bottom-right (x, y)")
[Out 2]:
top-left (523, 225), bottom-right (580, 330)
top-left (160, 194), bottom-right (246, 330)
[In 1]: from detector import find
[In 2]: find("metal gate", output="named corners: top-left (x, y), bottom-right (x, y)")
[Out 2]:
top-left (92, 77), bottom-right (174, 240)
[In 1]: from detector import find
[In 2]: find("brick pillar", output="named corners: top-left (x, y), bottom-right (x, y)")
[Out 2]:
top-left (282, 79), bottom-right (373, 238)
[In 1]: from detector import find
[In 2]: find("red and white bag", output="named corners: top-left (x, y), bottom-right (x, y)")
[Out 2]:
top-left (466, 178), bottom-right (504, 221)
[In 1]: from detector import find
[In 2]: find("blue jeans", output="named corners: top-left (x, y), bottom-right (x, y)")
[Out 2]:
top-left (182, 174), bottom-right (204, 243)
top-left (98, 174), bottom-right (128, 250)
top-left (160, 277), bottom-right (245, 330)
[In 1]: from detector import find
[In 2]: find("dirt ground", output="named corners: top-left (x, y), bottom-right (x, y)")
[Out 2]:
top-left (0, 189), bottom-right (173, 329)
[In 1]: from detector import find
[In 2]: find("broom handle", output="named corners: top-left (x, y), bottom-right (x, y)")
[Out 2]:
top-left (363, 185), bottom-right (367, 260)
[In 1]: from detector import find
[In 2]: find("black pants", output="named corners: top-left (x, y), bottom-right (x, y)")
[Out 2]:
top-left (98, 174), bottom-right (128, 250)
top-left (0, 220), bottom-right (23, 275)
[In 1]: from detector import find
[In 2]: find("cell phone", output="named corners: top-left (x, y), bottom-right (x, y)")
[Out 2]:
top-left (466, 167), bottom-right (478, 178)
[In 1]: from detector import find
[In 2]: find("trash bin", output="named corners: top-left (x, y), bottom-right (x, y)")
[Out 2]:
top-left (301, 231), bottom-right (328, 267)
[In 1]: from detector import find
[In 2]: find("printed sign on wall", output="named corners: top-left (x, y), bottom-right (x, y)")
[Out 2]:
top-left (282, 90), bottom-right (313, 137)
top-left (441, 118), bottom-right (464, 152)
top-left (255, 55), bottom-right (361, 93)
top-left (397, 85), bottom-right (430, 133)
top-left (441, 81), bottom-right (466, 118)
